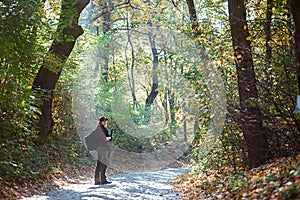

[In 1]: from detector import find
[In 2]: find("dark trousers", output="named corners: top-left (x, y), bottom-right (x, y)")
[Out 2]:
top-left (94, 160), bottom-right (107, 183)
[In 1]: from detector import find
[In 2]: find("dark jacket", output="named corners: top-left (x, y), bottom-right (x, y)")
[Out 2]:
top-left (100, 125), bottom-right (109, 137)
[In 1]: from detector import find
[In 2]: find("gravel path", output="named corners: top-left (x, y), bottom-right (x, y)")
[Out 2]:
top-left (23, 168), bottom-right (186, 200)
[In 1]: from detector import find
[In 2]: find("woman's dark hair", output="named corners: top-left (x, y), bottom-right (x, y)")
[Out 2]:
top-left (99, 116), bottom-right (108, 122)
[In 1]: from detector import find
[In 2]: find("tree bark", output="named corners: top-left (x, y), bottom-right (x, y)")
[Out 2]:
top-left (125, 30), bottom-right (137, 106)
top-left (162, 91), bottom-right (169, 126)
top-left (145, 26), bottom-right (159, 108)
top-left (100, 0), bottom-right (112, 81)
top-left (125, 12), bottom-right (137, 108)
top-left (143, 21), bottom-right (159, 124)
top-left (265, 0), bottom-right (273, 62)
top-left (228, 0), bottom-right (268, 168)
top-left (145, 0), bottom-right (159, 109)
top-left (32, 0), bottom-right (90, 142)
top-left (289, 0), bottom-right (300, 96)
top-left (289, 0), bottom-right (300, 142)
top-left (168, 90), bottom-right (176, 125)
top-left (263, 0), bottom-right (273, 91)
top-left (186, 0), bottom-right (201, 37)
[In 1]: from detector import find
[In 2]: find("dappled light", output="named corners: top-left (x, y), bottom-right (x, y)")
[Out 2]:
top-left (0, 0), bottom-right (300, 199)
top-left (73, 25), bottom-right (226, 172)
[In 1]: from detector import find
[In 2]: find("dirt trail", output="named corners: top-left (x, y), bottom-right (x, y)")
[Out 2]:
top-left (23, 168), bottom-right (186, 200)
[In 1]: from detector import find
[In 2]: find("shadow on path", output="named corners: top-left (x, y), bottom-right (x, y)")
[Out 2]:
top-left (23, 168), bottom-right (186, 200)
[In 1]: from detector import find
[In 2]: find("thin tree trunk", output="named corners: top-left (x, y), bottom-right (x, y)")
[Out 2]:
top-left (265, 0), bottom-right (273, 62)
top-left (130, 41), bottom-right (136, 107)
top-left (228, 0), bottom-right (268, 168)
top-left (94, 16), bottom-right (100, 77)
top-left (125, 31), bottom-right (137, 107)
top-left (141, 0), bottom-right (159, 125)
top-left (162, 50), bottom-right (170, 126)
top-left (263, 0), bottom-right (273, 91)
top-left (169, 90), bottom-right (176, 125)
top-left (145, 26), bottom-right (159, 107)
top-left (125, 11), bottom-right (137, 108)
top-left (32, 0), bottom-right (90, 143)
top-left (193, 116), bottom-right (199, 138)
top-left (143, 22), bottom-right (159, 124)
top-left (162, 91), bottom-right (169, 126)
top-left (183, 115), bottom-right (187, 142)
top-left (100, 0), bottom-right (112, 82)
top-left (186, 0), bottom-right (201, 37)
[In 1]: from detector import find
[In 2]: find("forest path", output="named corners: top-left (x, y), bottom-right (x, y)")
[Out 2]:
top-left (23, 168), bottom-right (186, 200)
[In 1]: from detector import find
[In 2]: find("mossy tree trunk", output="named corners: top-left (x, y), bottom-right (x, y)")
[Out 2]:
top-left (32, 0), bottom-right (90, 143)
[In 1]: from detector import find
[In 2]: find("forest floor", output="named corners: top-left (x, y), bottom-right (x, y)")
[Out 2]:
top-left (0, 152), bottom-right (299, 199)
top-left (173, 154), bottom-right (300, 199)
top-left (0, 159), bottom-right (97, 199)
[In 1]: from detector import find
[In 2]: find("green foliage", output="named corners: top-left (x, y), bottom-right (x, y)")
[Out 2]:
top-left (113, 132), bottom-right (153, 153)
top-left (0, 0), bottom-right (47, 183)
top-left (188, 0), bottom-right (299, 170)
top-left (128, 102), bottom-right (150, 126)
top-left (245, 0), bottom-right (299, 156)
top-left (191, 130), bottom-right (243, 175)
top-left (0, 0), bottom-right (87, 184)
top-left (0, 142), bottom-right (52, 183)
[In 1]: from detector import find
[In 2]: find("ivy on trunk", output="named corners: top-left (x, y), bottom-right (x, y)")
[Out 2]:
top-left (228, 0), bottom-right (269, 168)
top-left (32, 0), bottom-right (90, 143)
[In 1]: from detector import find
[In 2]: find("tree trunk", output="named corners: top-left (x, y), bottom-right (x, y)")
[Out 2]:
top-left (169, 90), bottom-right (176, 125)
top-left (289, 0), bottom-right (300, 144)
top-left (193, 116), bottom-right (199, 142)
top-left (183, 115), bottom-right (187, 142)
top-left (162, 91), bottom-right (169, 126)
top-left (143, 22), bottom-right (159, 124)
top-left (265, 0), bottom-right (273, 62)
top-left (100, 0), bottom-right (112, 81)
top-left (94, 10), bottom-right (100, 77)
top-left (289, 0), bottom-right (300, 101)
top-left (228, 0), bottom-right (268, 168)
top-left (145, 26), bottom-right (159, 107)
top-left (125, 12), bottom-right (137, 108)
top-left (186, 0), bottom-right (201, 37)
top-left (263, 0), bottom-right (273, 93)
top-left (32, 0), bottom-right (90, 143)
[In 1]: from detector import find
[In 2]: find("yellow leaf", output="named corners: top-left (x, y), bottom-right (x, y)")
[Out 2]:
top-left (236, 55), bottom-right (242, 59)
top-left (243, 25), bottom-right (247, 30)
top-left (215, 60), bottom-right (222, 65)
top-left (260, 25), bottom-right (264, 30)
top-left (246, 36), bottom-right (251, 41)
top-left (214, 38), bottom-right (219, 44)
